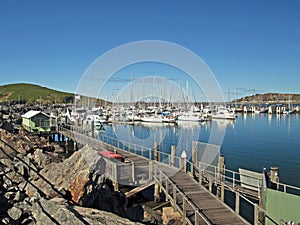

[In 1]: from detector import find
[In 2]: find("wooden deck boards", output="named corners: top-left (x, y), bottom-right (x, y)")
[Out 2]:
top-left (169, 172), bottom-right (249, 225)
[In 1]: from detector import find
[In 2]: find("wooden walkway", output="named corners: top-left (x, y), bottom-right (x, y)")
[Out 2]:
top-left (165, 172), bottom-right (248, 224)
top-left (59, 127), bottom-right (250, 225)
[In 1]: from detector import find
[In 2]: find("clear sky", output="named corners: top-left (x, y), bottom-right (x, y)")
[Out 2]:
top-left (0, 0), bottom-right (300, 101)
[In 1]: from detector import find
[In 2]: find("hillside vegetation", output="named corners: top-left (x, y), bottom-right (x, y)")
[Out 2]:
top-left (234, 93), bottom-right (300, 103)
top-left (0, 83), bottom-right (74, 103)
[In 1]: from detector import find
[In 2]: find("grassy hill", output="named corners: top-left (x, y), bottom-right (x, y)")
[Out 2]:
top-left (0, 83), bottom-right (74, 104)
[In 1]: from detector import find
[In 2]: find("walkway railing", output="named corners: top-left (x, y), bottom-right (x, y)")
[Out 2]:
top-left (151, 163), bottom-right (213, 225)
top-left (58, 125), bottom-right (300, 225)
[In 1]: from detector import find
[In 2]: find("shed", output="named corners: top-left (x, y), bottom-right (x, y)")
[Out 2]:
top-left (22, 110), bottom-right (51, 133)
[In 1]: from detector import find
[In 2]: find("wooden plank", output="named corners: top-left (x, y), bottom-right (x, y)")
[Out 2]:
top-left (125, 181), bottom-right (155, 197)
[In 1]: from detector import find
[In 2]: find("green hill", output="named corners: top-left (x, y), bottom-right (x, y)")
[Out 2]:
top-left (0, 83), bottom-right (74, 104)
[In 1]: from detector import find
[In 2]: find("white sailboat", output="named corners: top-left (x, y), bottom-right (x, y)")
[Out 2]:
top-left (177, 111), bottom-right (204, 122)
top-left (283, 94), bottom-right (294, 114)
top-left (141, 114), bottom-right (164, 123)
top-left (211, 106), bottom-right (236, 120)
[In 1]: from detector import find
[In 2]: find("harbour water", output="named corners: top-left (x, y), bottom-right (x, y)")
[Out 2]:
top-left (100, 113), bottom-right (300, 187)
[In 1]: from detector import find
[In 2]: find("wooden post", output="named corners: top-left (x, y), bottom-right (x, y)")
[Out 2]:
top-left (154, 183), bottom-right (160, 202)
top-left (154, 142), bottom-right (159, 161)
top-left (218, 155), bottom-right (225, 182)
top-left (199, 169), bottom-right (203, 185)
top-left (180, 150), bottom-right (187, 173)
top-left (73, 141), bottom-right (77, 151)
top-left (165, 179), bottom-right (169, 201)
top-left (195, 210), bottom-right (198, 225)
top-left (170, 145), bottom-right (176, 166)
top-left (113, 164), bottom-right (119, 191)
top-left (182, 197), bottom-right (186, 222)
top-left (65, 137), bottom-right (69, 154)
top-left (91, 120), bottom-right (94, 139)
top-left (148, 161), bottom-right (153, 181)
top-left (192, 142), bottom-right (198, 164)
top-left (218, 182), bottom-right (224, 202)
top-left (270, 166), bottom-right (279, 189)
top-left (173, 185), bottom-right (177, 211)
top-left (131, 162), bottom-right (135, 183)
top-left (209, 177), bottom-right (213, 192)
top-left (254, 203), bottom-right (259, 225)
top-left (235, 192), bottom-right (240, 214)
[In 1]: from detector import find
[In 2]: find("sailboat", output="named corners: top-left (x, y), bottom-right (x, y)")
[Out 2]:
top-left (211, 106), bottom-right (236, 120)
top-left (283, 94), bottom-right (294, 114)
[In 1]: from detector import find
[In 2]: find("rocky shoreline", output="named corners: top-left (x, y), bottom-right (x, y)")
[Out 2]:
top-left (0, 120), bottom-right (163, 224)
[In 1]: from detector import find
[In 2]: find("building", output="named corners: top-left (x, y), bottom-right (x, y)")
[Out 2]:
top-left (22, 110), bottom-right (55, 133)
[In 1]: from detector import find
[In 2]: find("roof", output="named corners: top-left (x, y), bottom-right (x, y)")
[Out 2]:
top-left (99, 151), bottom-right (122, 159)
top-left (22, 110), bottom-right (50, 119)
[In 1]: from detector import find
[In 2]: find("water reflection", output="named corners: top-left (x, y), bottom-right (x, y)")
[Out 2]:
top-left (213, 119), bottom-right (235, 131)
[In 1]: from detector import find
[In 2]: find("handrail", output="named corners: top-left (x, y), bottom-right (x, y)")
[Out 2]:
top-left (197, 161), bottom-right (262, 191)
top-left (151, 163), bottom-right (213, 225)
top-left (58, 125), bottom-right (300, 225)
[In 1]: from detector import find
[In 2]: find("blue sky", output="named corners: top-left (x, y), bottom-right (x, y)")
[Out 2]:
top-left (0, 0), bottom-right (300, 101)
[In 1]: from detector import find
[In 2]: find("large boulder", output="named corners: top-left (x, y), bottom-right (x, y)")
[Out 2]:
top-left (31, 197), bottom-right (143, 225)
top-left (25, 146), bottom-right (103, 203)
top-left (4, 197), bottom-right (143, 225)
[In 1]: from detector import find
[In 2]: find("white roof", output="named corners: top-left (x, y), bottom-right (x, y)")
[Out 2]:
top-left (22, 110), bottom-right (49, 119)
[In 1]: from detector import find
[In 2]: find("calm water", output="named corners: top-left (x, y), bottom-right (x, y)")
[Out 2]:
top-left (100, 113), bottom-right (300, 187)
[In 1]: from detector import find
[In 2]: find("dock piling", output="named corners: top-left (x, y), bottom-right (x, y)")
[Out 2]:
top-left (180, 150), bottom-right (187, 173)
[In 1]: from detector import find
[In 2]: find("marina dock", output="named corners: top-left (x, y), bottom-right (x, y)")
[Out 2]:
top-left (59, 126), bottom-right (286, 225)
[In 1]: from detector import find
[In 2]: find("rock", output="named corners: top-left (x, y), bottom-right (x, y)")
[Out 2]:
top-left (18, 181), bottom-right (28, 191)
top-left (13, 190), bottom-right (26, 202)
top-left (29, 197), bottom-right (143, 225)
top-left (5, 170), bottom-right (25, 185)
top-left (21, 216), bottom-right (35, 225)
top-left (4, 191), bottom-right (16, 200)
top-left (126, 204), bottom-right (144, 222)
top-left (7, 206), bottom-right (22, 221)
top-left (81, 189), bottom-right (128, 218)
top-left (1, 122), bottom-right (14, 132)
top-left (1, 217), bottom-right (11, 225)
top-left (143, 206), bottom-right (162, 224)
top-left (73, 205), bottom-right (144, 225)
top-left (33, 149), bottom-right (52, 168)
top-left (162, 207), bottom-right (182, 225)
top-left (0, 194), bottom-right (8, 214)
top-left (68, 169), bottom-right (89, 203)
top-left (26, 147), bottom-right (102, 203)
top-left (0, 159), bottom-right (13, 169)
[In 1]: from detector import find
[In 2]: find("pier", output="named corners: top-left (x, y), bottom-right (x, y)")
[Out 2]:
top-left (58, 125), bottom-right (287, 225)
